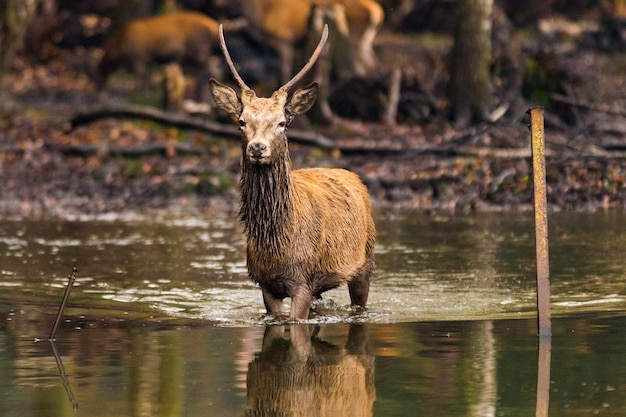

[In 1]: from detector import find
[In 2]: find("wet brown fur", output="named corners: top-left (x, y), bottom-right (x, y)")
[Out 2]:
top-left (210, 83), bottom-right (376, 322)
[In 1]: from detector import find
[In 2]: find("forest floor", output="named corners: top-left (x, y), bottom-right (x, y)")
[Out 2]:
top-left (2, 25), bottom-right (626, 218)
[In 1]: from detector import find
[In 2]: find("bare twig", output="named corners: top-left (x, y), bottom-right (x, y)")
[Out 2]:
top-left (49, 267), bottom-right (78, 341)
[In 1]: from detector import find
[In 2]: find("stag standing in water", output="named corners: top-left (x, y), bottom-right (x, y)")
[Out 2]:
top-left (209, 25), bottom-right (376, 322)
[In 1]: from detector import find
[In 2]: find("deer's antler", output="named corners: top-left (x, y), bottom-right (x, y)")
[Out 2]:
top-left (280, 24), bottom-right (329, 93)
top-left (218, 23), bottom-right (328, 93)
top-left (218, 23), bottom-right (251, 91)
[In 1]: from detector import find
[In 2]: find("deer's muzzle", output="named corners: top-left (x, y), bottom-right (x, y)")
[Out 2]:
top-left (247, 140), bottom-right (271, 164)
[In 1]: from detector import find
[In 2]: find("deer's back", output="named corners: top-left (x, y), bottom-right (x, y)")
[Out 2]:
top-left (290, 167), bottom-right (375, 275)
top-left (292, 167), bottom-right (371, 211)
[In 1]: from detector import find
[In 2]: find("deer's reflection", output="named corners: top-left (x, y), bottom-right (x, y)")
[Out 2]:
top-left (243, 324), bottom-right (375, 417)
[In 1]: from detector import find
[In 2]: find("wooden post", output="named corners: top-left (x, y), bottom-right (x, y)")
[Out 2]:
top-left (527, 107), bottom-right (551, 337)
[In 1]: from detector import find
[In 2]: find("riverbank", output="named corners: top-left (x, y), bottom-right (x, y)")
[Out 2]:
top-left (3, 98), bottom-right (625, 218)
top-left (2, 32), bottom-right (626, 217)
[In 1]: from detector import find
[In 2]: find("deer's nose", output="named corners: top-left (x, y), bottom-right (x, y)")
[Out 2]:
top-left (249, 142), bottom-right (267, 158)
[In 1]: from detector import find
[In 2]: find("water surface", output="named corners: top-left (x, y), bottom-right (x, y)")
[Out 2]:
top-left (1, 210), bottom-right (624, 324)
top-left (1, 210), bottom-right (625, 416)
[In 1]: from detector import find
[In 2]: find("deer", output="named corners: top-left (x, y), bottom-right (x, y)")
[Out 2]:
top-left (95, 12), bottom-right (220, 98)
top-left (209, 24), bottom-right (376, 322)
top-left (243, 0), bottom-right (384, 84)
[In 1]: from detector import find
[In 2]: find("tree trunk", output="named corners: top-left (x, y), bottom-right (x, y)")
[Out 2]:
top-left (109, 0), bottom-right (153, 33)
top-left (304, 4), bottom-right (354, 125)
top-left (0, 0), bottom-right (40, 76)
top-left (447, 0), bottom-right (493, 127)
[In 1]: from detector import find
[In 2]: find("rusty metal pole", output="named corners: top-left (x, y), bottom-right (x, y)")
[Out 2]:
top-left (528, 107), bottom-right (551, 337)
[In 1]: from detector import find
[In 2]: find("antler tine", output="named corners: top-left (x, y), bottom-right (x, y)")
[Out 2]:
top-left (280, 24), bottom-right (329, 93)
top-left (218, 23), bottom-right (250, 91)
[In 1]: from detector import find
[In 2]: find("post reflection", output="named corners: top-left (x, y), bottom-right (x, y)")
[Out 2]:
top-left (243, 324), bottom-right (376, 417)
top-left (536, 336), bottom-right (551, 417)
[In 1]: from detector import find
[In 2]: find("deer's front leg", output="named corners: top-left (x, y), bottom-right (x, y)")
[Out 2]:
top-left (290, 287), bottom-right (313, 322)
top-left (262, 289), bottom-right (284, 317)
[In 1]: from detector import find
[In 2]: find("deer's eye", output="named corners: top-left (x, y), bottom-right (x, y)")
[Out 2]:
top-left (278, 121), bottom-right (287, 128)
top-left (238, 119), bottom-right (246, 128)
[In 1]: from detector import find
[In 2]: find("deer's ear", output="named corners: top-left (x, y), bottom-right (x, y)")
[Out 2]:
top-left (209, 79), bottom-right (242, 115)
top-left (286, 82), bottom-right (318, 116)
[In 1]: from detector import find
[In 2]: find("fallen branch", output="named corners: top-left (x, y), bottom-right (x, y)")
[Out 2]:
top-left (45, 142), bottom-right (204, 158)
top-left (551, 93), bottom-right (626, 117)
top-left (70, 104), bottom-right (236, 134)
top-left (69, 104), bottom-right (335, 148)
top-left (66, 103), bottom-right (626, 160)
top-left (338, 143), bottom-right (531, 159)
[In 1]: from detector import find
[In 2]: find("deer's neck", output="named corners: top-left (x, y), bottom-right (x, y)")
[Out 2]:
top-left (239, 154), bottom-right (294, 255)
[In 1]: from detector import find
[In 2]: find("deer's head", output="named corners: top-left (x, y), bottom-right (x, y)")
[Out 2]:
top-left (210, 24), bottom-right (328, 165)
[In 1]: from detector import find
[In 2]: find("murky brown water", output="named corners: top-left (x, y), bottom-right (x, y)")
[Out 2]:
top-left (1, 209), bottom-right (626, 416)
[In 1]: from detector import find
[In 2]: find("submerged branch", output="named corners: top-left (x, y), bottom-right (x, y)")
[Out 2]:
top-left (49, 267), bottom-right (78, 341)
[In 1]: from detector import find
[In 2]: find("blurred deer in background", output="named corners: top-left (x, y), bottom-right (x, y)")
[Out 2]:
top-left (95, 11), bottom-right (220, 98)
top-left (242, 0), bottom-right (384, 83)
top-left (209, 24), bottom-right (376, 322)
